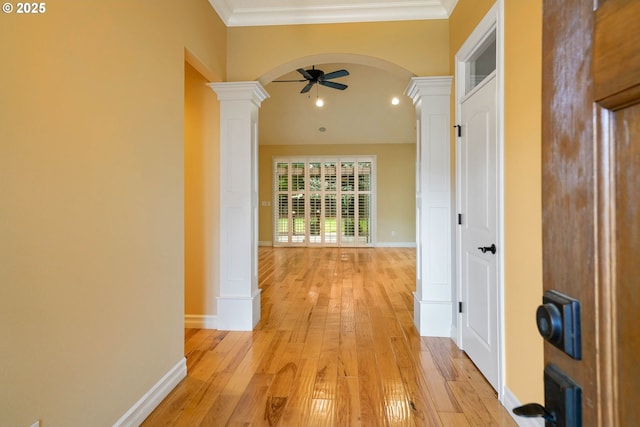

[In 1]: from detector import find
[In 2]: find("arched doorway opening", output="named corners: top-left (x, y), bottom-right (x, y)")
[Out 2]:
top-left (211, 54), bottom-right (453, 338)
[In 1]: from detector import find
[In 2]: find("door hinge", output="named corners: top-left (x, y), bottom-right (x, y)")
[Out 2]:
top-left (457, 213), bottom-right (462, 225)
top-left (458, 302), bottom-right (463, 313)
top-left (453, 124), bottom-right (462, 137)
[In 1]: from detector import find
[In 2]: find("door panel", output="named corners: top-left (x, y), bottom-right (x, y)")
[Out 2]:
top-left (541, 0), bottom-right (640, 425)
top-left (467, 254), bottom-right (491, 346)
top-left (460, 75), bottom-right (498, 390)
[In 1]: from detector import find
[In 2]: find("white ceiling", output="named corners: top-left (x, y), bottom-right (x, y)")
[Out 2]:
top-left (209, 0), bottom-right (457, 26)
top-left (208, 1), bottom-right (456, 146)
top-left (260, 63), bottom-right (416, 146)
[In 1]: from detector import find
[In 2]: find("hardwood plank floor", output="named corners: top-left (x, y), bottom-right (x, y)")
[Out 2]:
top-left (142, 247), bottom-right (518, 426)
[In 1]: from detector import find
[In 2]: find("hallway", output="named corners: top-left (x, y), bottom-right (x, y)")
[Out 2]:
top-left (142, 247), bottom-right (518, 426)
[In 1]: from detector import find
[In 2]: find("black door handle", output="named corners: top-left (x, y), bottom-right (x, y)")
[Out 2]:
top-left (513, 403), bottom-right (556, 424)
top-left (477, 244), bottom-right (496, 254)
top-left (513, 365), bottom-right (582, 427)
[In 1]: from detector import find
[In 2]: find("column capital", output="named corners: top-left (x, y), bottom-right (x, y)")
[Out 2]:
top-left (208, 81), bottom-right (269, 106)
top-left (405, 76), bottom-right (452, 104)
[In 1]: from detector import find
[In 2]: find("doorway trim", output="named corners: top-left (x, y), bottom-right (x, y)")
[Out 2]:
top-left (454, 2), bottom-right (505, 399)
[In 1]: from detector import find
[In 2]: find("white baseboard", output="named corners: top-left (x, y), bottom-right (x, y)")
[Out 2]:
top-left (259, 241), bottom-right (416, 248)
top-left (113, 358), bottom-right (186, 427)
top-left (501, 386), bottom-right (544, 427)
top-left (184, 314), bottom-right (217, 329)
top-left (450, 324), bottom-right (459, 345)
top-left (375, 242), bottom-right (416, 248)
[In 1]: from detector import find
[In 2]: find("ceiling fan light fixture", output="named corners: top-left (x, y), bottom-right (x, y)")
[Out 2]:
top-left (273, 66), bottom-right (349, 94)
top-left (315, 97), bottom-right (324, 107)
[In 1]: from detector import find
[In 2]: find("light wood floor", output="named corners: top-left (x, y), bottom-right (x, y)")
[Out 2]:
top-left (142, 247), bottom-right (518, 426)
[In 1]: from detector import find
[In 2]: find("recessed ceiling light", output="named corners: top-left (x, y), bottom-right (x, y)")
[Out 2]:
top-left (391, 97), bottom-right (400, 105)
top-left (319, 127), bottom-right (326, 132)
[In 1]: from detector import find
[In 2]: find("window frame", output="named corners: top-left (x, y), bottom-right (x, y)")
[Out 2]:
top-left (272, 156), bottom-right (376, 247)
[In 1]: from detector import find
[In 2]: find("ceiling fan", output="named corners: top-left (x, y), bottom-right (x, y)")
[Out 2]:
top-left (274, 66), bottom-right (349, 93)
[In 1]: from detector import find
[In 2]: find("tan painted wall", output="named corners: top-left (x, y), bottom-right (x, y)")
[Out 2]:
top-left (503, 0), bottom-right (544, 404)
top-left (259, 144), bottom-right (416, 244)
top-left (227, 20), bottom-right (450, 81)
top-left (0, 0), bottom-right (225, 425)
top-left (184, 62), bottom-right (220, 317)
top-left (449, 0), bottom-right (544, 405)
top-left (449, 0), bottom-right (496, 59)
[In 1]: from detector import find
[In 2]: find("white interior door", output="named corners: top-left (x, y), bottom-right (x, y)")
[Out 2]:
top-left (459, 74), bottom-right (499, 390)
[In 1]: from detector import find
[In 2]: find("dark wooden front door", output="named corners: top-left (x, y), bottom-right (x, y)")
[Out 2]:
top-left (542, 0), bottom-right (640, 425)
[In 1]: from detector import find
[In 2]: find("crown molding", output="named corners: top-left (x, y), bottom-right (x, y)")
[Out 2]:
top-left (209, 0), bottom-right (458, 27)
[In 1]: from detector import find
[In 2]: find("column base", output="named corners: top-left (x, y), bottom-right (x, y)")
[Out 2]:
top-left (413, 293), bottom-right (452, 337)
top-left (216, 289), bottom-right (261, 331)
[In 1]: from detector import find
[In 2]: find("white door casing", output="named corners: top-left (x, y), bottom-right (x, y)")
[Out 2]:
top-left (455, 2), bottom-right (504, 396)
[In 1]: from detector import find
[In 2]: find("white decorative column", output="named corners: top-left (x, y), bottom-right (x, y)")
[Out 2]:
top-left (209, 82), bottom-right (269, 331)
top-left (405, 76), bottom-right (453, 337)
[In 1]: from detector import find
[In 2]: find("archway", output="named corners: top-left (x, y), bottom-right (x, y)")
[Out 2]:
top-left (212, 55), bottom-right (453, 337)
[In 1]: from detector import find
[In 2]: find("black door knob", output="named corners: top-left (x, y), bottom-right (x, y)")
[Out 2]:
top-left (536, 290), bottom-right (582, 360)
top-left (477, 244), bottom-right (496, 254)
top-left (513, 403), bottom-right (556, 424)
top-left (536, 303), bottom-right (563, 343)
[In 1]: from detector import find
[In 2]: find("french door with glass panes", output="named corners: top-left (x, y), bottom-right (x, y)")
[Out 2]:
top-left (273, 157), bottom-right (375, 247)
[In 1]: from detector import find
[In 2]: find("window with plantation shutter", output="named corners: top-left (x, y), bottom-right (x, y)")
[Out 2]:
top-left (273, 157), bottom-right (375, 247)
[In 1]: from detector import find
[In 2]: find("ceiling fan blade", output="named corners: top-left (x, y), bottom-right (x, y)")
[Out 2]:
top-left (320, 81), bottom-right (348, 90)
top-left (322, 69), bottom-right (349, 80)
top-left (300, 82), bottom-right (315, 93)
top-left (273, 79), bottom-right (308, 83)
top-left (297, 68), bottom-right (314, 81)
